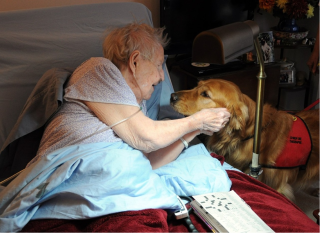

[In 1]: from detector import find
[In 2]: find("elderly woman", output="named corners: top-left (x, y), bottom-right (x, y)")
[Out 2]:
top-left (27, 22), bottom-right (230, 169)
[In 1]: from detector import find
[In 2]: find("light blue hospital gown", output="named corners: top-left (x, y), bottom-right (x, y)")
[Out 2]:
top-left (27, 57), bottom-right (147, 166)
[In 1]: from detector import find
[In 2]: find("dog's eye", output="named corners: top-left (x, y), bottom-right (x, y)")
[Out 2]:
top-left (200, 91), bottom-right (210, 98)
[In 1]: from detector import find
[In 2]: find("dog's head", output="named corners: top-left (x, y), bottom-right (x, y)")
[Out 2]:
top-left (170, 79), bottom-right (252, 133)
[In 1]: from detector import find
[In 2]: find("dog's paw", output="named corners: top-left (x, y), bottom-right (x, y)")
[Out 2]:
top-left (311, 188), bottom-right (320, 197)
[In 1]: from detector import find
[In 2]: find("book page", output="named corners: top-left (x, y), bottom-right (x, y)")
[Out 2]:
top-left (193, 190), bottom-right (274, 233)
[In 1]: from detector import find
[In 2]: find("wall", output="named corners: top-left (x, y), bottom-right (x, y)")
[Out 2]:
top-left (1, 1), bottom-right (318, 107)
top-left (0, 0), bottom-right (160, 27)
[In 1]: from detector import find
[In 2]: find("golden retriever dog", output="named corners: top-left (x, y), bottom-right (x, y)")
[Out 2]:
top-left (170, 79), bottom-right (319, 201)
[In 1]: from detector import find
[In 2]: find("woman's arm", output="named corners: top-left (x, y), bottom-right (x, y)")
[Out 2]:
top-left (307, 27), bottom-right (319, 74)
top-left (84, 101), bottom-right (229, 154)
top-left (145, 130), bottom-right (200, 169)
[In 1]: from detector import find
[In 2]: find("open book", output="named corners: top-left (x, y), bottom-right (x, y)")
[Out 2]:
top-left (190, 190), bottom-right (274, 233)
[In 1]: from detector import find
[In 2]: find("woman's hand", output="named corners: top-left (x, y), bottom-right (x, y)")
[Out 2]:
top-left (191, 108), bottom-right (230, 135)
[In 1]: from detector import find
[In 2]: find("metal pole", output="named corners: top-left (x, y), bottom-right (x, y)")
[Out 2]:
top-left (249, 37), bottom-right (267, 179)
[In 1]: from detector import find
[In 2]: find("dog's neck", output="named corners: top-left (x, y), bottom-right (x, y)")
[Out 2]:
top-left (241, 94), bottom-right (278, 141)
top-left (207, 94), bottom-right (286, 159)
top-left (242, 117), bottom-right (273, 141)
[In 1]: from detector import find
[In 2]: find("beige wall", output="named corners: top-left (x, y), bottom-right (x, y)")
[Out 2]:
top-left (0, 0), bottom-right (160, 27)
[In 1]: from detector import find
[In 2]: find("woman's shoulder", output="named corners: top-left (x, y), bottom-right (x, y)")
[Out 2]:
top-left (82, 57), bottom-right (117, 70)
top-left (70, 57), bottom-right (121, 83)
top-left (86, 57), bottom-right (111, 64)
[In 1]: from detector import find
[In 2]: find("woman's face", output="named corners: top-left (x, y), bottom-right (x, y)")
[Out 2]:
top-left (135, 46), bottom-right (165, 100)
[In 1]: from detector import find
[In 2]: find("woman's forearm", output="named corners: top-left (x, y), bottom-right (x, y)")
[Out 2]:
top-left (146, 130), bottom-right (200, 169)
top-left (119, 115), bottom-right (202, 153)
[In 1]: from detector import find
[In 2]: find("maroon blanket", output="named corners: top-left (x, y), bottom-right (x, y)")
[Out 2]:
top-left (21, 170), bottom-right (319, 232)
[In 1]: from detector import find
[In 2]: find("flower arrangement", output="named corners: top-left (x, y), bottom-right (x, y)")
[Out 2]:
top-left (258, 0), bottom-right (319, 19)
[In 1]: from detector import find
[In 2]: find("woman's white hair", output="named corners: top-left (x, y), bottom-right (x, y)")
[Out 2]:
top-left (103, 22), bottom-right (169, 69)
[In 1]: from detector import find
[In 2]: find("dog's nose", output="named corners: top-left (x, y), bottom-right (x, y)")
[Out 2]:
top-left (170, 93), bottom-right (179, 103)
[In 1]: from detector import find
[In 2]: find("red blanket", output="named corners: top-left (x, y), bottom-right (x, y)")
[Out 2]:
top-left (21, 170), bottom-right (319, 232)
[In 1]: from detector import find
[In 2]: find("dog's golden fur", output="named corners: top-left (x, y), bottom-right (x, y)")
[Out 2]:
top-left (170, 79), bottom-right (319, 201)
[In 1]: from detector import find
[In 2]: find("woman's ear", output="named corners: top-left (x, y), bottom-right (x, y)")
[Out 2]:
top-left (128, 50), bottom-right (140, 76)
top-left (126, 50), bottom-right (143, 103)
